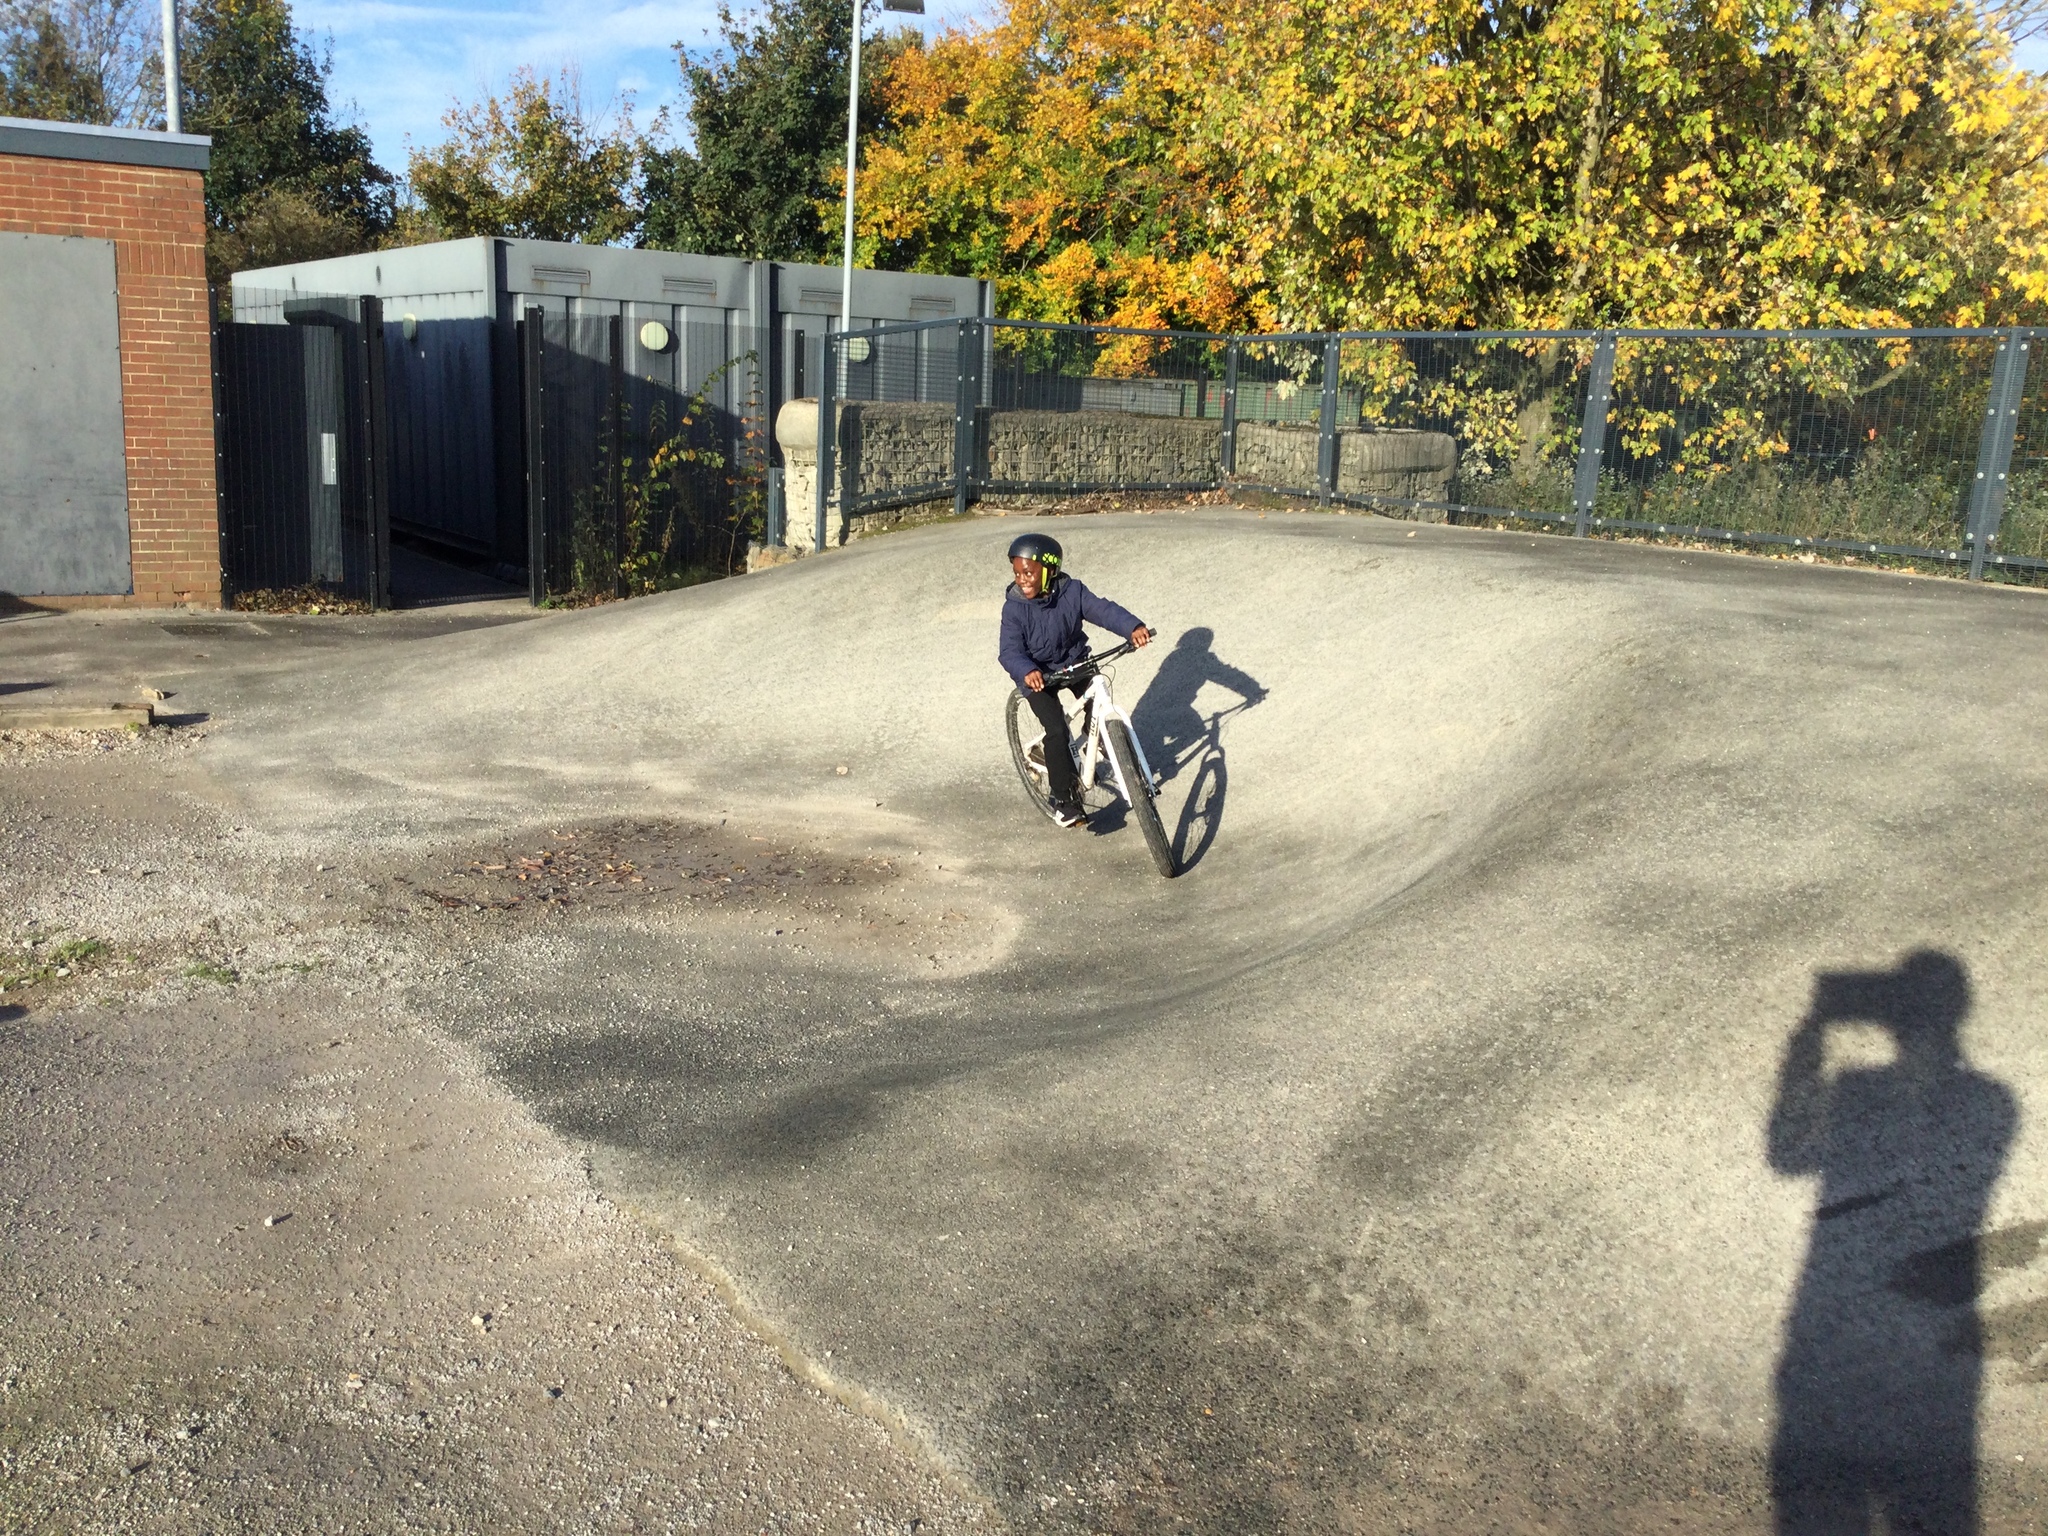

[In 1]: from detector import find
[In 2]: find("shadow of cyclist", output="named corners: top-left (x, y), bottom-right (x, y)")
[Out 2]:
top-left (1767, 950), bottom-right (2016, 1535)
top-left (1128, 628), bottom-right (1264, 872)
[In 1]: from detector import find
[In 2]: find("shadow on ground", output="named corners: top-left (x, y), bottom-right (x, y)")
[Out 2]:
top-left (1129, 626), bottom-right (1265, 873)
top-left (1768, 951), bottom-right (2022, 1535)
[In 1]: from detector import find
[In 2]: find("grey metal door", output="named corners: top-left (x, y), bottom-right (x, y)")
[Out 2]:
top-left (0, 232), bottom-right (132, 595)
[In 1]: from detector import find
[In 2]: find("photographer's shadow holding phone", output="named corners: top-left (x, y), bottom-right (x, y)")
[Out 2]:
top-left (1767, 951), bottom-right (2016, 1535)
top-left (1130, 627), bottom-right (1265, 873)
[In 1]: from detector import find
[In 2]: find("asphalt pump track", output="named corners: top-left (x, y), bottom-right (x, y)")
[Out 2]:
top-left (196, 509), bottom-right (2048, 1532)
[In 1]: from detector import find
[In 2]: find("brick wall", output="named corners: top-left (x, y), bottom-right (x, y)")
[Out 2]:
top-left (0, 152), bottom-right (220, 607)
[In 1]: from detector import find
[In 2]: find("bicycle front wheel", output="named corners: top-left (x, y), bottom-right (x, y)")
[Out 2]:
top-left (1106, 719), bottom-right (1178, 878)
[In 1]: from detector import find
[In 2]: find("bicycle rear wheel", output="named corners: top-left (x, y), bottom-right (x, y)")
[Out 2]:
top-left (1106, 719), bottom-right (1178, 878)
top-left (1006, 690), bottom-right (1060, 821)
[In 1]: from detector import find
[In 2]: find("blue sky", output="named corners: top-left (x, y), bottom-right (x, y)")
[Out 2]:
top-left (299, 0), bottom-right (998, 171)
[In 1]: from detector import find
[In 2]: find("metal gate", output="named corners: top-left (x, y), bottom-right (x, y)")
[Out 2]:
top-left (214, 295), bottom-right (391, 606)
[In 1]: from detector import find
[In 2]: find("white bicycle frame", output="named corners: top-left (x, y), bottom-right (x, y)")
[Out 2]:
top-left (1050, 666), bottom-right (1161, 809)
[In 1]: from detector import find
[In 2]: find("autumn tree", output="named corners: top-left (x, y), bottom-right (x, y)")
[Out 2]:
top-left (860, 0), bottom-right (2048, 331)
top-left (403, 69), bottom-right (643, 244)
top-left (182, 0), bottom-right (392, 279)
top-left (642, 0), bottom-right (907, 261)
top-left (857, 0), bottom-right (1246, 329)
top-left (1212, 0), bottom-right (2048, 330)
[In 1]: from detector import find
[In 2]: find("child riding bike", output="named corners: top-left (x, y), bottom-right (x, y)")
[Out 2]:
top-left (998, 532), bottom-right (1150, 827)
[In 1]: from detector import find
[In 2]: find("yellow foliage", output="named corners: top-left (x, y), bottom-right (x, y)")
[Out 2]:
top-left (859, 0), bottom-right (2048, 329)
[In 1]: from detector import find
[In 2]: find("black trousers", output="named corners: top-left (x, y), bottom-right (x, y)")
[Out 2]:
top-left (1023, 684), bottom-right (1082, 805)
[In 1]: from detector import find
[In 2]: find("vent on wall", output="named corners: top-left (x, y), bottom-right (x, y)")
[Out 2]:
top-left (662, 276), bottom-right (717, 301)
top-left (799, 288), bottom-right (841, 307)
top-left (910, 295), bottom-right (956, 317)
top-left (530, 265), bottom-right (592, 288)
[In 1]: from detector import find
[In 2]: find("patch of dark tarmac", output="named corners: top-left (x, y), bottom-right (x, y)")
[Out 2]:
top-left (392, 819), bottom-right (905, 919)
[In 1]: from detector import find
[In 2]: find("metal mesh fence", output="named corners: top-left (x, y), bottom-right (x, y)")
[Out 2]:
top-left (523, 309), bottom-right (768, 604)
top-left (822, 318), bottom-right (961, 519)
top-left (1986, 333), bottom-right (2047, 574)
top-left (1587, 332), bottom-right (1995, 564)
top-left (810, 318), bottom-right (2041, 582)
top-left (214, 304), bottom-right (2039, 600)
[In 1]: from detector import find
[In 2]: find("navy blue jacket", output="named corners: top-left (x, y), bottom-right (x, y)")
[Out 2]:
top-left (998, 575), bottom-right (1144, 689)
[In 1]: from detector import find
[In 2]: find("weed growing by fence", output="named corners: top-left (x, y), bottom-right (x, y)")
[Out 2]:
top-left (564, 355), bottom-right (766, 602)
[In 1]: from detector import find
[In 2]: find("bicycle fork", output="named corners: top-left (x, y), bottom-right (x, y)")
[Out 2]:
top-left (1082, 683), bottom-right (1160, 807)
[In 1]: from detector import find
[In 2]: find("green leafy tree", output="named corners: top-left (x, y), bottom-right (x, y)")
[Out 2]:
top-left (642, 0), bottom-right (906, 261)
top-left (181, 0), bottom-right (392, 279)
top-left (402, 68), bottom-right (643, 244)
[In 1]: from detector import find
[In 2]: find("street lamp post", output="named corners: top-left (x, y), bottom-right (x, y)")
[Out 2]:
top-left (840, 0), bottom-right (924, 337)
top-left (161, 0), bottom-right (181, 133)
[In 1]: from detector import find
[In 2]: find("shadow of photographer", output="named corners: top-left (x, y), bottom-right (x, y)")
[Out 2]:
top-left (1767, 950), bottom-right (2019, 1534)
top-left (1130, 627), bottom-right (1265, 873)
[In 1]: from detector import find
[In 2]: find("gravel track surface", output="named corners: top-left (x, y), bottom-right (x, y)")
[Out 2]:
top-left (0, 607), bottom-right (986, 1534)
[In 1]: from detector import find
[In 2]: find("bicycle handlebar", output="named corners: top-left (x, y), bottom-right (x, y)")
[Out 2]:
top-left (1043, 637), bottom-right (1139, 685)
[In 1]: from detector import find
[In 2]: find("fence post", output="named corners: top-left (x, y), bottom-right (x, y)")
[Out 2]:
top-left (357, 295), bottom-right (391, 611)
top-left (1317, 334), bottom-right (1340, 504)
top-left (766, 466), bottom-right (785, 547)
top-left (208, 307), bottom-right (233, 606)
top-left (607, 313), bottom-right (626, 598)
top-left (522, 307), bottom-right (546, 604)
top-left (1966, 328), bottom-right (2031, 580)
top-left (1221, 340), bottom-right (1240, 479)
top-left (954, 318), bottom-right (979, 518)
top-left (815, 332), bottom-right (836, 553)
top-left (1573, 332), bottom-right (1617, 537)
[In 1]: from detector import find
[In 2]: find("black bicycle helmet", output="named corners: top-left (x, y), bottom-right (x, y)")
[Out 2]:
top-left (1008, 531), bottom-right (1063, 589)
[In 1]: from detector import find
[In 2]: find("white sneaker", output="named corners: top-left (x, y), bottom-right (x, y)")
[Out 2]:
top-left (1050, 801), bottom-right (1088, 828)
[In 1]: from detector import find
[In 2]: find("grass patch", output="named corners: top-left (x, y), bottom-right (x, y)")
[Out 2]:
top-left (182, 961), bottom-right (240, 985)
top-left (0, 935), bottom-right (109, 991)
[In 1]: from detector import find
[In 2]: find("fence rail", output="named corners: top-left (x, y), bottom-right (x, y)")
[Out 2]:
top-left (811, 320), bottom-right (2043, 580)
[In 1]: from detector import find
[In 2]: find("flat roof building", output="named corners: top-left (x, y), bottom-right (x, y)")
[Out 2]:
top-left (233, 239), bottom-right (990, 567)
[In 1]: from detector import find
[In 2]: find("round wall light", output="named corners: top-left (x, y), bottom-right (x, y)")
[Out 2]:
top-left (400, 313), bottom-right (419, 343)
top-left (639, 320), bottom-right (673, 353)
top-left (844, 336), bottom-right (872, 364)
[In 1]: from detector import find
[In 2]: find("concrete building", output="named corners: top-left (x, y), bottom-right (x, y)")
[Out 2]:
top-left (232, 240), bottom-right (990, 568)
top-left (1, 117), bottom-right (217, 607)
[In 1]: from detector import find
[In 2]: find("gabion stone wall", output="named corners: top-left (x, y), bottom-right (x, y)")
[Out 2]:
top-left (982, 410), bottom-right (1221, 490)
top-left (1234, 424), bottom-right (1457, 509)
top-left (776, 399), bottom-right (1239, 550)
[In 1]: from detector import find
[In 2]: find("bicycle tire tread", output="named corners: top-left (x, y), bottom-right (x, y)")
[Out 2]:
top-left (1107, 720), bottom-right (1178, 878)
